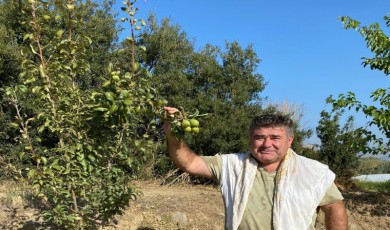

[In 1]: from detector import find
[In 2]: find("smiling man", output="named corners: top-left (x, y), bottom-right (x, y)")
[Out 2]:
top-left (163, 107), bottom-right (348, 230)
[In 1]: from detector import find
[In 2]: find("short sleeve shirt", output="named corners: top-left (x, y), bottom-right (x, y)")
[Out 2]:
top-left (201, 154), bottom-right (344, 230)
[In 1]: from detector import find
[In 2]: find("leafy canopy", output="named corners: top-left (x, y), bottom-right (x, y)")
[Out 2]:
top-left (327, 15), bottom-right (390, 155)
top-left (316, 110), bottom-right (370, 180)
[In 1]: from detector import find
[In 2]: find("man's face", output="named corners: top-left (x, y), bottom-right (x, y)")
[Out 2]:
top-left (250, 126), bottom-right (294, 167)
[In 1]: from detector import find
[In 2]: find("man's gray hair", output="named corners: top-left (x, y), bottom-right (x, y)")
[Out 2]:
top-left (249, 114), bottom-right (294, 136)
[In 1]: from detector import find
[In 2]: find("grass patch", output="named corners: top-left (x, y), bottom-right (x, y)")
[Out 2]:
top-left (0, 180), bottom-right (37, 208)
top-left (353, 180), bottom-right (390, 192)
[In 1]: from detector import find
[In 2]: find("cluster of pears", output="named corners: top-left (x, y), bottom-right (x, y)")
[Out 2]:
top-left (181, 118), bottom-right (200, 134)
top-left (157, 105), bottom-right (206, 138)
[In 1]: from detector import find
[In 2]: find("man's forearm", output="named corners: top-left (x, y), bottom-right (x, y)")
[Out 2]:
top-left (166, 135), bottom-right (197, 171)
top-left (165, 134), bottom-right (211, 178)
top-left (321, 201), bottom-right (348, 230)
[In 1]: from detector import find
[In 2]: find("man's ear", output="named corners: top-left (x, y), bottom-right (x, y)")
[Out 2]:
top-left (288, 134), bottom-right (294, 147)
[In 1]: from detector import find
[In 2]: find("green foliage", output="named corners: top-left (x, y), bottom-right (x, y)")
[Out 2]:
top-left (327, 15), bottom-right (390, 155)
top-left (1, 0), bottom-right (204, 228)
top-left (0, 0), bottom-right (209, 226)
top-left (0, 0), bottom-right (34, 179)
top-left (1, 0), bottom-right (146, 228)
top-left (316, 110), bottom-right (370, 180)
top-left (0, 1), bottom-right (25, 178)
top-left (0, 0), bottom-right (121, 180)
top-left (339, 16), bottom-right (390, 75)
top-left (299, 146), bottom-right (321, 161)
top-left (0, 24), bottom-right (21, 89)
top-left (357, 157), bottom-right (390, 174)
top-left (353, 180), bottom-right (390, 193)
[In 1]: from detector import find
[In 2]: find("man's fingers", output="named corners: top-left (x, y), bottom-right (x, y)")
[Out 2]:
top-left (163, 106), bottom-right (178, 114)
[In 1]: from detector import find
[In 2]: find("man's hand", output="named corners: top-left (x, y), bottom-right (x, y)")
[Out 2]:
top-left (320, 200), bottom-right (348, 230)
top-left (162, 106), bottom-right (180, 138)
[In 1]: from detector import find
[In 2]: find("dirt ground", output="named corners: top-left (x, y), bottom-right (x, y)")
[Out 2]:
top-left (0, 180), bottom-right (389, 230)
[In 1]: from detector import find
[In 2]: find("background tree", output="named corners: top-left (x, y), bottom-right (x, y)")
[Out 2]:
top-left (316, 110), bottom-right (370, 180)
top-left (0, 0), bottom-right (119, 178)
top-left (0, 0), bottom-right (174, 228)
top-left (1, 0), bottom-right (211, 226)
top-left (357, 157), bottom-right (390, 174)
top-left (328, 15), bottom-right (390, 155)
top-left (0, 0), bottom-right (118, 88)
top-left (0, 0), bottom-right (29, 177)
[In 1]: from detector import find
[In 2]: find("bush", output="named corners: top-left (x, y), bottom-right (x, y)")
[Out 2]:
top-left (353, 180), bottom-right (390, 193)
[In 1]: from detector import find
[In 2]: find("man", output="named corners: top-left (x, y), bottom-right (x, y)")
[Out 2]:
top-left (163, 107), bottom-right (348, 230)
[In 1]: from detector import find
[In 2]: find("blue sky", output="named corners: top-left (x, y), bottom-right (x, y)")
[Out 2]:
top-left (115, 0), bottom-right (389, 145)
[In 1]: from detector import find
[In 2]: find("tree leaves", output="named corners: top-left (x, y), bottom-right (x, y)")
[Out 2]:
top-left (0, 0), bottom-right (149, 228)
top-left (316, 110), bottom-right (370, 180)
top-left (331, 15), bottom-right (390, 155)
top-left (340, 16), bottom-right (390, 75)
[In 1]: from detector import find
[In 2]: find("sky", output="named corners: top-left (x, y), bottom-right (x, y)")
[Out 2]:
top-left (115, 0), bottom-right (389, 145)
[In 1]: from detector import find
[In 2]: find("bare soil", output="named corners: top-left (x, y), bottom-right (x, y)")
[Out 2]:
top-left (0, 180), bottom-right (389, 229)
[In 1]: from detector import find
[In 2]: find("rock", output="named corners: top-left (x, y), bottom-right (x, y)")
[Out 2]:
top-left (172, 211), bottom-right (187, 225)
top-left (12, 195), bottom-right (24, 207)
top-left (155, 215), bottom-right (162, 222)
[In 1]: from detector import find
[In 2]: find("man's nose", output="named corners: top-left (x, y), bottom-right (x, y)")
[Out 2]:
top-left (262, 138), bottom-right (272, 147)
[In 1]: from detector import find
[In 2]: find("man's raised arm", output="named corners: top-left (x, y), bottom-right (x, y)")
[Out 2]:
top-left (163, 107), bottom-right (211, 178)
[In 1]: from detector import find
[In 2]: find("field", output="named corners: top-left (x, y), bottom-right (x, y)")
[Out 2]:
top-left (0, 180), bottom-right (389, 229)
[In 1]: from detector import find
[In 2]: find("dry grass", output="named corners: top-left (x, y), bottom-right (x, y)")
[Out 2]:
top-left (1, 180), bottom-right (389, 230)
